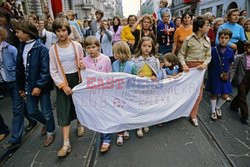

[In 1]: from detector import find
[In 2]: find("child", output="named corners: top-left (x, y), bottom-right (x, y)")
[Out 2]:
top-left (230, 41), bottom-right (250, 125)
top-left (112, 41), bottom-right (137, 145)
top-left (49, 18), bottom-right (85, 157)
top-left (206, 29), bottom-right (234, 121)
top-left (164, 53), bottom-right (182, 79)
top-left (156, 0), bottom-right (171, 22)
top-left (132, 36), bottom-right (160, 137)
top-left (158, 55), bottom-right (167, 80)
top-left (178, 16), bottom-right (211, 127)
top-left (83, 36), bottom-right (112, 152)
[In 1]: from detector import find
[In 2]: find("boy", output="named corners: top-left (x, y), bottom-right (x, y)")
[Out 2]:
top-left (156, 0), bottom-right (171, 22)
top-left (178, 16), bottom-right (211, 126)
top-left (230, 41), bottom-right (250, 125)
top-left (15, 20), bottom-right (55, 146)
top-left (206, 29), bottom-right (234, 121)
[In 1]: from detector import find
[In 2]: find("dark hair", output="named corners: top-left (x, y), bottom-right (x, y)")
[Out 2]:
top-left (164, 53), bottom-right (182, 71)
top-left (28, 14), bottom-right (38, 23)
top-left (13, 20), bottom-right (38, 39)
top-left (193, 16), bottom-right (207, 33)
top-left (181, 12), bottom-right (193, 22)
top-left (135, 37), bottom-right (156, 57)
top-left (52, 18), bottom-right (71, 35)
top-left (218, 29), bottom-right (232, 38)
top-left (95, 9), bottom-right (104, 17)
top-left (127, 15), bottom-right (137, 22)
top-left (174, 17), bottom-right (181, 24)
top-left (240, 9), bottom-right (246, 16)
top-left (113, 16), bottom-right (121, 26)
top-left (0, 10), bottom-right (11, 23)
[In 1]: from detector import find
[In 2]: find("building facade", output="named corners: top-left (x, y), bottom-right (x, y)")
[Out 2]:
top-left (171, 0), bottom-right (200, 17)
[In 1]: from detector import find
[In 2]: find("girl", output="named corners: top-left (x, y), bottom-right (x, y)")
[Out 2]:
top-left (112, 41), bottom-right (137, 145)
top-left (244, 19), bottom-right (250, 40)
top-left (132, 37), bottom-right (160, 137)
top-left (158, 55), bottom-right (167, 80)
top-left (83, 36), bottom-right (112, 153)
top-left (49, 18), bottom-right (85, 157)
top-left (207, 29), bottom-right (234, 121)
top-left (164, 53), bottom-right (182, 79)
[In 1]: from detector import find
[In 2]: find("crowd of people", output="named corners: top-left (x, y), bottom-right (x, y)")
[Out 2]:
top-left (0, 0), bottom-right (249, 157)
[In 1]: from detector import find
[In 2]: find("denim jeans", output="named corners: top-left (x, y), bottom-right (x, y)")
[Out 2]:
top-left (0, 114), bottom-right (9, 134)
top-left (26, 91), bottom-right (55, 133)
top-left (101, 133), bottom-right (111, 144)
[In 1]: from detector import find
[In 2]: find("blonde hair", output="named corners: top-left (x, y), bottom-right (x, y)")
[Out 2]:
top-left (160, 0), bottom-right (168, 7)
top-left (84, 36), bottom-right (100, 47)
top-left (112, 41), bottom-right (131, 63)
top-left (0, 27), bottom-right (7, 41)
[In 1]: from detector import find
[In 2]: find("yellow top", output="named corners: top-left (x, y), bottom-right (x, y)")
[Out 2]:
top-left (121, 25), bottom-right (140, 45)
top-left (138, 64), bottom-right (154, 78)
top-left (246, 31), bottom-right (250, 41)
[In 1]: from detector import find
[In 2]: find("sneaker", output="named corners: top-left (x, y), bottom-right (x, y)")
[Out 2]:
top-left (123, 131), bottom-right (129, 140)
top-left (2, 141), bottom-right (21, 149)
top-left (100, 143), bottom-right (110, 153)
top-left (116, 136), bottom-right (123, 146)
top-left (216, 108), bottom-right (222, 118)
top-left (210, 112), bottom-right (217, 121)
top-left (25, 122), bottom-right (37, 132)
top-left (137, 128), bottom-right (143, 138)
top-left (143, 127), bottom-right (149, 133)
top-left (190, 118), bottom-right (199, 127)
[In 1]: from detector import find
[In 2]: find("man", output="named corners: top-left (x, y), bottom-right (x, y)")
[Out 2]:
top-left (38, 19), bottom-right (57, 49)
top-left (90, 9), bottom-right (104, 36)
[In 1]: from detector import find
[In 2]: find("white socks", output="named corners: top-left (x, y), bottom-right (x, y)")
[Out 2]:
top-left (64, 138), bottom-right (70, 146)
top-left (216, 98), bottom-right (226, 109)
top-left (210, 99), bottom-right (216, 113)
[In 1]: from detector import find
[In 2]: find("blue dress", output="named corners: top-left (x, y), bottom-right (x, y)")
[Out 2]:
top-left (206, 46), bottom-right (234, 95)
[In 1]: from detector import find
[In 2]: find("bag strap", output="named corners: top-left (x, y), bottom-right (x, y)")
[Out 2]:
top-left (215, 47), bottom-right (225, 72)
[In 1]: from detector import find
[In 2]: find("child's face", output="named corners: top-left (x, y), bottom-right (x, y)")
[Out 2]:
top-left (244, 21), bottom-right (250, 31)
top-left (159, 2), bottom-right (164, 8)
top-left (86, 44), bottom-right (100, 58)
top-left (229, 11), bottom-right (239, 23)
top-left (200, 20), bottom-right (210, 34)
top-left (164, 59), bottom-right (172, 67)
top-left (160, 62), bottom-right (165, 68)
top-left (219, 34), bottom-right (230, 47)
top-left (141, 41), bottom-right (152, 56)
top-left (55, 26), bottom-right (69, 41)
top-left (245, 45), bottom-right (250, 54)
top-left (15, 30), bottom-right (31, 42)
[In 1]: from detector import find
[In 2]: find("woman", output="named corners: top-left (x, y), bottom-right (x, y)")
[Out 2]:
top-left (49, 18), bottom-right (85, 157)
top-left (207, 18), bottom-right (223, 47)
top-left (173, 17), bottom-right (181, 28)
top-left (110, 16), bottom-right (123, 44)
top-left (95, 20), bottom-right (114, 63)
top-left (216, 8), bottom-right (246, 54)
top-left (172, 12), bottom-right (193, 54)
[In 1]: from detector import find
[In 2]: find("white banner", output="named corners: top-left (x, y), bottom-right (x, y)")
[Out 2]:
top-left (72, 69), bottom-right (205, 133)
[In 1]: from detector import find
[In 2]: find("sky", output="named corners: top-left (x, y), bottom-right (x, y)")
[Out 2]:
top-left (122, 0), bottom-right (146, 18)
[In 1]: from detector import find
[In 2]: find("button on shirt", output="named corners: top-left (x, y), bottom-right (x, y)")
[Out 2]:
top-left (23, 40), bottom-right (36, 70)
top-left (178, 33), bottom-right (212, 66)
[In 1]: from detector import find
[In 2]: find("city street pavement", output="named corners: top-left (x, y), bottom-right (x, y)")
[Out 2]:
top-left (0, 89), bottom-right (249, 167)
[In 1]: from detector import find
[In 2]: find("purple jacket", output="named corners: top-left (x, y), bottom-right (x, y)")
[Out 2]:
top-left (110, 26), bottom-right (123, 43)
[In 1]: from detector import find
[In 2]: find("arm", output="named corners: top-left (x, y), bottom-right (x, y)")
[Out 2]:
top-left (177, 39), bottom-right (188, 67)
top-left (131, 17), bottom-right (141, 32)
top-left (104, 29), bottom-right (113, 41)
top-left (172, 28), bottom-right (179, 54)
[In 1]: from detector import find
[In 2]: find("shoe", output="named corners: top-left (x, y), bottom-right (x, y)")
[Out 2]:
top-left (216, 108), bottom-right (222, 118)
top-left (100, 143), bottom-right (110, 153)
top-left (57, 145), bottom-right (71, 157)
top-left (2, 141), bottom-right (20, 149)
top-left (190, 118), bottom-right (199, 127)
top-left (41, 126), bottom-right (47, 136)
top-left (77, 125), bottom-right (85, 137)
top-left (123, 131), bottom-right (129, 140)
top-left (25, 122), bottom-right (37, 132)
top-left (0, 133), bottom-right (8, 142)
top-left (210, 112), bottom-right (217, 121)
top-left (241, 118), bottom-right (249, 125)
top-left (143, 127), bottom-right (149, 133)
top-left (226, 97), bottom-right (232, 102)
top-left (44, 134), bottom-right (55, 147)
top-left (116, 136), bottom-right (123, 146)
top-left (136, 128), bottom-right (143, 138)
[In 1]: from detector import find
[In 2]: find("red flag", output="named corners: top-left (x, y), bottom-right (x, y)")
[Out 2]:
top-left (50, 0), bottom-right (63, 17)
top-left (153, 12), bottom-right (158, 20)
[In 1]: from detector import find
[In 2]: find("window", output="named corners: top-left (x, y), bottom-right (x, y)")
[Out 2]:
top-left (216, 5), bottom-right (223, 17)
top-left (201, 7), bottom-right (212, 15)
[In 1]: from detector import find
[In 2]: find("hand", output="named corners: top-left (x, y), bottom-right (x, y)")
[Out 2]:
top-left (32, 87), bottom-right (41, 96)
top-left (62, 86), bottom-right (73, 96)
top-left (182, 64), bottom-right (189, 73)
top-left (138, 73), bottom-right (144, 77)
top-left (197, 64), bottom-right (207, 70)
top-left (19, 90), bottom-right (25, 98)
top-left (230, 44), bottom-right (237, 50)
top-left (79, 61), bottom-right (86, 70)
top-left (151, 75), bottom-right (157, 81)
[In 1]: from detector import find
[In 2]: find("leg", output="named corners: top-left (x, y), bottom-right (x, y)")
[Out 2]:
top-left (238, 82), bottom-right (250, 121)
top-left (0, 114), bottom-right (9, 142)
top-left (190, 84), bottom-right (204, 119)
top-left (57, 125), bottom-right (71, 157)
top-left (100, 133), bottom-right (111, 153)
top-left (210, 95), bottom-right (217, 120)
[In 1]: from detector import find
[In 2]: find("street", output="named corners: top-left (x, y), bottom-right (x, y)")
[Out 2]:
top-left (0, 89), bottom-right (249, 167)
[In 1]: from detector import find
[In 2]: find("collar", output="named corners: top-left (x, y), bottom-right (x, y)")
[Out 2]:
top-left (25, 39), bottom-right (35, 44)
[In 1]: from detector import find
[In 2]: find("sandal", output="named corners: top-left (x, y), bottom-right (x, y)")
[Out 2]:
top-left (100, 143), bottom-right (110, 153)
top-left (123, 131), bottom-right (129, 140)
top-left (216, 109), bottom-right (222, 118)
top-left (57, 145), bottom-right (71, 157)
top-left (116, 136), bottom-right (123, 146)
top-left (210, 112), bottom-right (217, 121)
